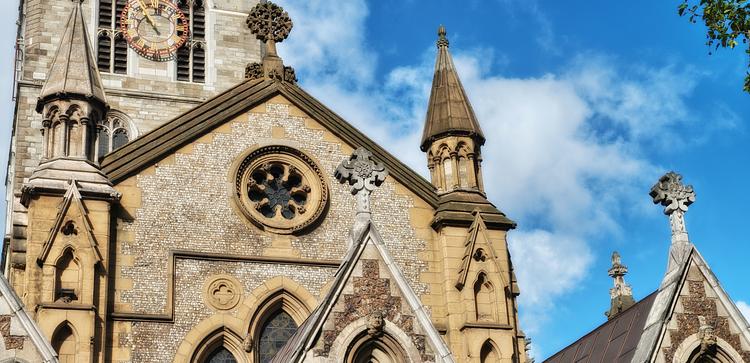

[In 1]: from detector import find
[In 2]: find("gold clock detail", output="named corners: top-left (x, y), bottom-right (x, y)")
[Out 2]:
top-left (121, 0), bottom-right (189, 62)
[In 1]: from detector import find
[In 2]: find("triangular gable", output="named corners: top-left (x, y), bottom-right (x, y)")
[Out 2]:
top-left (37, 181), bottom-right (103, 265)
top-left (0, 274), bottom-right (58, 362)
top-left (271, 222), bottom-right (454, 363)
top-left (631, 246), bottom-right (750, 362)
top-left (100, 79), bottom-right (439, 207)
top-left (455, 212), bottom-right (507, 291)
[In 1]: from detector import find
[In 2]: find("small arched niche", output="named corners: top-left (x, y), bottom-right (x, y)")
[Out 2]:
top-left (480, 340), bottom-right (501, 363)
top-left (51, 323), bottom-right (77, 363)
top-left (474, 272), bottom-right (498, 322)
top-left (54, 247), bottom-right (80, 303)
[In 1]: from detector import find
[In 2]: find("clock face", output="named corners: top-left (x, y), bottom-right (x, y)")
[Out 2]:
top-left (121, 0), bottom-right (189, 62)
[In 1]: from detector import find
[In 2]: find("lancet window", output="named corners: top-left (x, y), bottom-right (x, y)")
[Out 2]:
top-left (204, 346), bottom-right (237, 363)
top-left (258, 310), bottom-right (298, 363)
top-left (97, 0), bottom-right (128, 74)
top-left (176, 0), bottom-right (206, 83)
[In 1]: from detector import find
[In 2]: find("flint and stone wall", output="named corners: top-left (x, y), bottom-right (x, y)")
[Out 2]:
top-left (111, 99), bottom-right (435, 361)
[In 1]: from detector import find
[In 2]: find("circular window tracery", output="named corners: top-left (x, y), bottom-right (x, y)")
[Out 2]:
top-left (234, 146), bottom-right (328, 234)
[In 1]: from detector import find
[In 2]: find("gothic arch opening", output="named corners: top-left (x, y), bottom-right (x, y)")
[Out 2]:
top-left (687, 345), bottom-right (737, 363)
top-left (191, 328), bottom-right (245, 363)
top-left (249, 290), bottom-right (308, 363)
top-left (54, 247), bottom-right (80, 303)
top-left (345, 332), bottom-right (408, 363)
top-left (474, 272), bottom-right (497, 322)
top-left (51, 323), bottom-right (77, 363)
top-left (96, 110), bottom-right (136, 159)
top-left (480, 340), bottom-right (500, 363)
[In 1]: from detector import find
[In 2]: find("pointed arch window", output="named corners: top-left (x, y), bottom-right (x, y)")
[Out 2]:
top-left (96, 111), bottom-right (136, 159)
top-left (176, 0), bottom-right (206, 83)
top-left (204, 346), bottom-right (238, 363)
top-left (97, 0), bottom-right (128, 74)
top-left (258, 311), bottom-right (298, 363)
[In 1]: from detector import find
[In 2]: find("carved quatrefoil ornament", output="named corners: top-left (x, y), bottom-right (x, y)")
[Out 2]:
top-left (203, 275), bottom-right (242, 311)
top-left (233, 146), bottom-right (329, 234)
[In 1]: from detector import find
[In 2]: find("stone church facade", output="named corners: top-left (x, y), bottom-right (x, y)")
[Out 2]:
top-left (2, 0), bottom-right (528, 362)
top-left (3, 0), bottom-right (749, 363)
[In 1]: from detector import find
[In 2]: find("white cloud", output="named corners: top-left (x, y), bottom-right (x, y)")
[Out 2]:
top-left (738, 301), bottom-right (750, 322)
top-left (276, 0), bottom-right (708, 351)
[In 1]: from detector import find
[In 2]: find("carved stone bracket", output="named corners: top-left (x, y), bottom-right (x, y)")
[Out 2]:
top-left (366, 312), bottom-right (385, 337)
top-left (698, 315), bottom-right (718, 357)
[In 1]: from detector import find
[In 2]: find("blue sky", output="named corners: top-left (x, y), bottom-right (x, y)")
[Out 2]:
top-left (1, 0), bottom-right (749, 360)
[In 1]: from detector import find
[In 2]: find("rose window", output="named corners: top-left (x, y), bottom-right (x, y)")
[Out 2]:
top-left (234, 146), bottom-right (328, 234)
top-left (248, 163), bottom-right (310, 219)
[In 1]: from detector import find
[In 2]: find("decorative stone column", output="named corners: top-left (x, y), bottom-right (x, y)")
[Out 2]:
top-left (335, 148), bottom-right (388, 242)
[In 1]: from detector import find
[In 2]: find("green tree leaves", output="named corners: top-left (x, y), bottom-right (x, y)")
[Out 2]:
top-left (678, 0), bottom-right (750, 92)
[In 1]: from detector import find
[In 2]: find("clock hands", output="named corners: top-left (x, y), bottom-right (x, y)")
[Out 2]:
top-left (137, 0), bottom-right (161, 35)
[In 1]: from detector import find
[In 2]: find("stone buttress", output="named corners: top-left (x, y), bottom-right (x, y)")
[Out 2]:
top-left (17, 1), bottom-right (120, 361)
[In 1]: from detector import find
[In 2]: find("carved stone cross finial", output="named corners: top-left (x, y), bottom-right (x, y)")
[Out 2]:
top-left (245, 1), bottom-right (297, 83)
top-left (335, 148), bottom-right (388, 216)
top-left (246, 1), bottom-right (292, 57)
top-left (650, 171), bottom-right (695, 242)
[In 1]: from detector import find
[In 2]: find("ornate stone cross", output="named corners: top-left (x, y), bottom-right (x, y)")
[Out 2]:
top-left (650, 171), bottom-right (695, 243)
top-left (335, 148), bottom-right (388, 228)
top-left (245, 1), bottom-right (296, 83)
top-left (246, 1), bottom-right (292, 58)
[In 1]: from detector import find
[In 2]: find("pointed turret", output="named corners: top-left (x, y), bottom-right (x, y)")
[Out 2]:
top-left (421, 26), bottom-right (486, 195)
top-left (421, 25), bottom-right (485, 152)
top-left (36, 0), bottom-right (106, 114)
top-left (22, 0), bottom-right (116, 205)
top-left (605, 251), bottom-right (635, 319)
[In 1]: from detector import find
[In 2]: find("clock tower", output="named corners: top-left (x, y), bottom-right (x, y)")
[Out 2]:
top-left (4, 0), bottom-right (262, 283)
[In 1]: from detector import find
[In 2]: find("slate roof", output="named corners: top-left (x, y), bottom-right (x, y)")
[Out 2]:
top-left (420, 26), bottom-right (484, 151)
top-left (544, 291), bottom-right (657, 363)
top-left (36, 0), bottom-right (106, 112)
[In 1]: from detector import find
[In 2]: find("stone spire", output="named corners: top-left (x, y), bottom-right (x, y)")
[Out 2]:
top-left (36, 0), bottom-right (106, 114)
top-left (421, 26), bottom-right (488, 194)
top-left (649, 171), bottom-right (696, 271)
top-left (22, 0), bottom-right (117, 205)
top-left (421, 25), bottom-right (485, 152)
top-left (605, 251), bottom-right (635, 319)
top-left (245, 1), bottom-right (297, 83)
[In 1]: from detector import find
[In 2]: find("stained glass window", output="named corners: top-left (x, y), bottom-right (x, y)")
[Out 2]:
top-left (258, 311), bottom-right (298, 363)
top-left (205, 346), bottom-right (237, 363)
